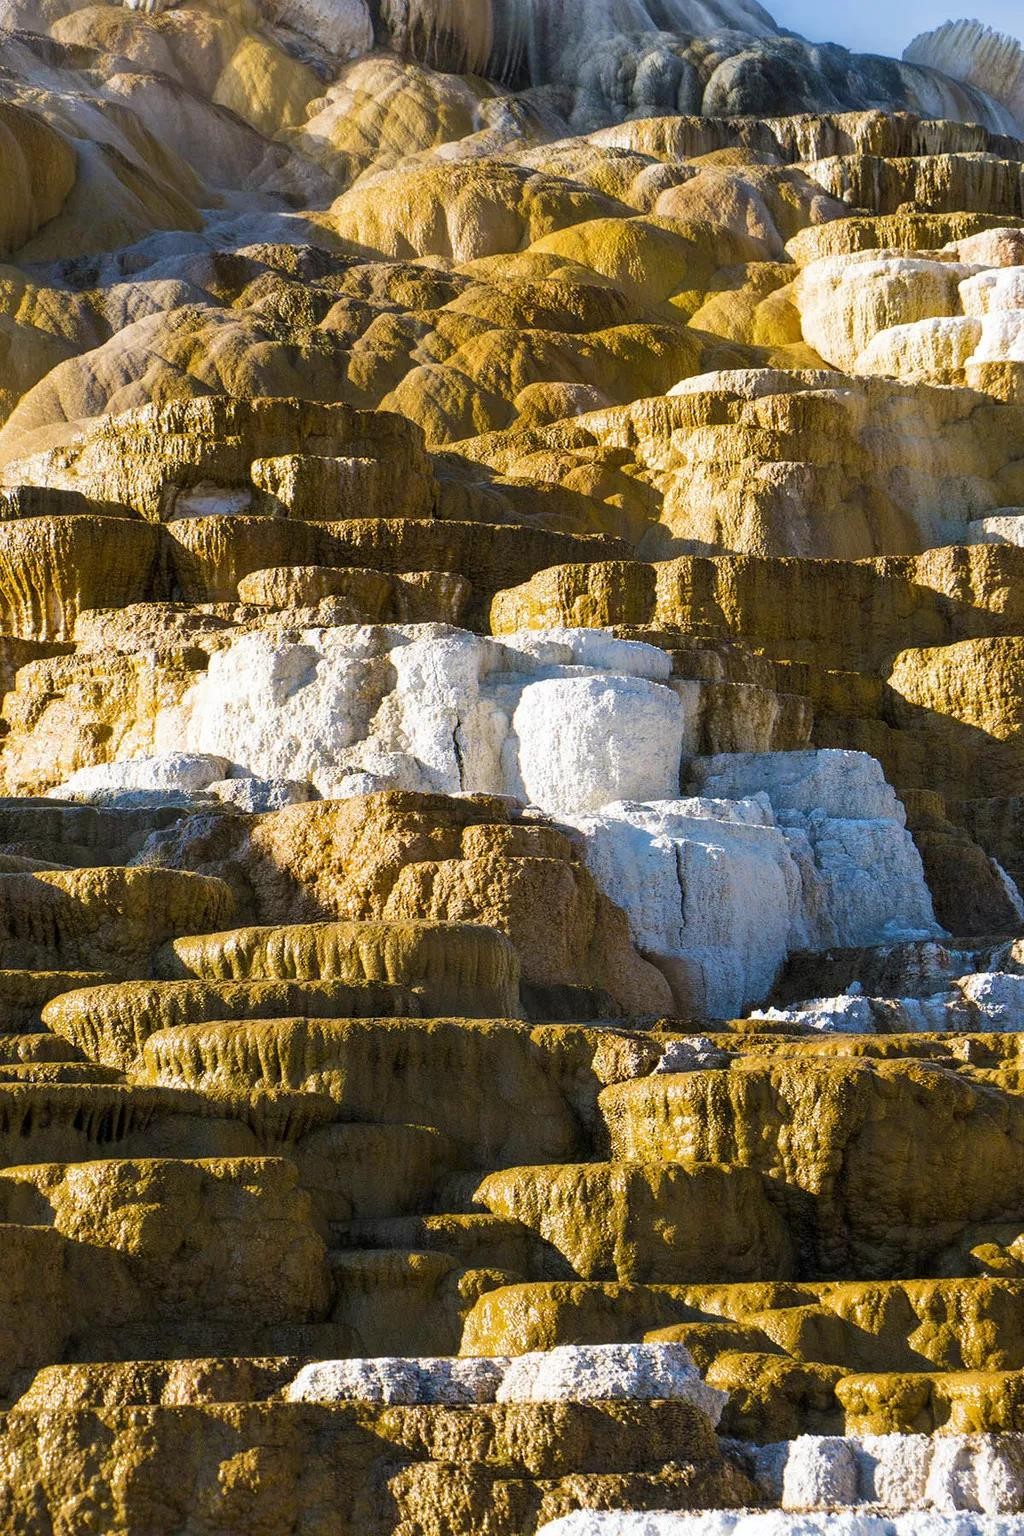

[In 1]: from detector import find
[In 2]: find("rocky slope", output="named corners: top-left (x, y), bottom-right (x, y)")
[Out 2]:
top-left (0, 0), bottom-right (1023, 1532)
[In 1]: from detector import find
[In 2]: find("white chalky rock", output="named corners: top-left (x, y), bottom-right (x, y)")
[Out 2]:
top-left (970, 1437), bottom-right (1024, 1514)
top-left (875, 1432), bottom-right (1024, 1516)
top-left (655, 1036), bottom-right (729, 1072)
top-left (779, 1436), bottom-right (858, 1510)
top-left (269, 0), bottom-right (373, 56)
top-left (748, 1433), bottom-right (1024, 1515)
top-left (951, 230), bottom-right (1024, 268)
top-left (783, 814), bottom-right (941, 949)
top-left (284, 1356), bottom-right (509, 1405)
top-left (206, 778), bottom-right (317, 812)
top-left (284, 1346), bottom-right (729, 1415)
top-left (788, 246), bottom-right (1024, 384)
top-left (494, 1343), bottom-right (727, 1424)
top-left (428, 1357), bottom-right (512, 1404)
top-left (857, 317), bottom-right (981, 378)
top-left (167, 485), bottom-right (254, 520)
top-left (163, 625), bottom-right (683, 812)
top-left (538, 1521), bottom-right (743, 1536)
top-left (168, 627), bottom-right (477, 796)
top-left (960, 268), bottom-right (1024, 316)
top-left (507, 675), bottom-right (684, 812)
top-left (855, 1433), bottom-right (933, 1509)
top-left (966, 513), bottom-right (1024, 547)
top-left (750, 994), bottom-right (884, 1034)
top-left (757, 977), bottom-right (1024, 1036)
top-left (690, 751), bottom-right (903, 822)
top-left (76, 637), bottom-right (936, 1017)
top-left (50, 753), bottom-right (230, 802)
top-left (794, 253), bottom-right (969, 373)
top-left (285, 1358), bottom-right (421, 1404)
top-left (972, 310), bottom-right (1024, 364)
top-left (927, 1438), bottom-right (987, 1514)
top-left (858, 318), bottom-right (1024, 381)
top-left (537, 1517), bottom-right (1024, 1534)
top-left (691, 752), bottom-right (942, 950)
top-left (507, 629), bottom-right (673, 681)
top-left (559, 798), bottom-right (800, 1018)
top-left (955, 972), bottom-right (1024, 1029)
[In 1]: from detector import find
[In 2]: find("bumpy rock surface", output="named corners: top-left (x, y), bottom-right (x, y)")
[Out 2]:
top-left (1, 0), bottom-right (1024, 1531)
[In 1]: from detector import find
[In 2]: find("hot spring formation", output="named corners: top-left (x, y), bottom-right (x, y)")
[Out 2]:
top-left (0, 0), bottom-right (1023, 1532)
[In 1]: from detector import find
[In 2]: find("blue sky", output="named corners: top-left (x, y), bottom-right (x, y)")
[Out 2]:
top-left (772, 2), bottom-right (1022, 56)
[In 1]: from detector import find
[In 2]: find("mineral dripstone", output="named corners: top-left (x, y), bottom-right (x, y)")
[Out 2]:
top-left (1, 0), bottom-right (1024, 1529)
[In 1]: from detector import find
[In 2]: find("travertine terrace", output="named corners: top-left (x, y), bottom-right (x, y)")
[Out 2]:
top-left (2, 0), bottom-right (1024, 1531)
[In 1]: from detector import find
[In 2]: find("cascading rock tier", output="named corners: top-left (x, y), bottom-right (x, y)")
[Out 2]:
top-left (0, 0), bottom-right (1022, 1530)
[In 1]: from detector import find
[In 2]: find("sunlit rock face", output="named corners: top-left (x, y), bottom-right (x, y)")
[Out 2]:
top-left (24, 0), bottom-right (1019, 134)
top-left (3, 0), bottom-right (1024, 1532)
top-left (906, 20), bottom-right (1024, 130)
top-left (33, 618), bottom-right (938, 1018)
top-left (373, 1), bottom-right (1023, 132)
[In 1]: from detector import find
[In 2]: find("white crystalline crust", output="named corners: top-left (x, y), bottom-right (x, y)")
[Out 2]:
top-left (51, 756), bottom-right (316, 813)
top-left (530, 1433), bottom-right (1024, 1530)
top-left (55, 753), bottom-right (231, 799)
top-left (285, 1343), bottom-right (726, 1420)
top-left (792, 236), bottom-right (1024, 395)
top-left (558, 798), bottom-right (801, 1018)
top-left (750, 1433), bottom-right (1024, 1515)
top-left (494, 1344), bottom-right (727, 1423)
top-left (147, 626), bottom-right (684, 809)
top-left (536, 1518), bottom-right (1024, 1535)
top-left (51, 630), bottom-right (942, 1020)
top-left (563, 750), bottom-right (940, 1018)
top-left (285, 1357), bottom-right (510, 1406)
top-left (753, 971), bottom-right (1024, 1035)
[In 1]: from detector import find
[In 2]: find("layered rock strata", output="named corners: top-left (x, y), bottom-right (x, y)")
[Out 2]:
top-left (0, 0), bottom-right (1022, 1530)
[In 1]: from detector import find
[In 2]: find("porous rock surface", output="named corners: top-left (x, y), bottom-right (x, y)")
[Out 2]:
top-left (538, 1517), bottom-right (1024, 1534)
top-left (1, 0), bottom-right (1024, 1532)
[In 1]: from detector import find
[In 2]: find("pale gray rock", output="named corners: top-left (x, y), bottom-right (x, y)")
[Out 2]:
top-left (114, 0), bottom-right (1024, 133)
top-left (976, 513), bottom-right (1024, 549)
top-left (284, 1356), bottom-right (510, 1405)
top-left (690, 751), bottom-right (904, 824)
top-left (495, 1343), bottom-right (727, 1424)
top-left (561, 751), bottom-right (940, 1021)
top-left (746, 1433), bottom-right (1024, 1515)
top-left (654, 1036), bottom-right (729, 1072)
top-left (690, 751), bottom-right (943, 950)
top-left (537, 1515), bottom-right (1024, 1535)
top-left (954, 973), bottom-right (1024, 1030)
top-left (50, 753), bottom-right (230, 804)
top-left (377, 1), bottom-right (1022, 134)
top-left (285, 1358), bottom-right (421, 1404)
top-left (780, 1436), bottom-right (859, 1510)
top-left (206, 778), bottom-right (317, 813)
top-left (751, 993), bottom-right (883, 1035)
top-left (905, 21), bottom-right (1024, 131)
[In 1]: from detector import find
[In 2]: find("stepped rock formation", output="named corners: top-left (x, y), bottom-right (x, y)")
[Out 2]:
top-left (2, 0), bottom-right (1024, 1531)
top-left (906, 21), bottom-right (1024, 131)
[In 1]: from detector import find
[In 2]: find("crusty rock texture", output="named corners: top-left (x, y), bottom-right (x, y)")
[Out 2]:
top-left (1, 0), bottom-right (1024, 1531)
